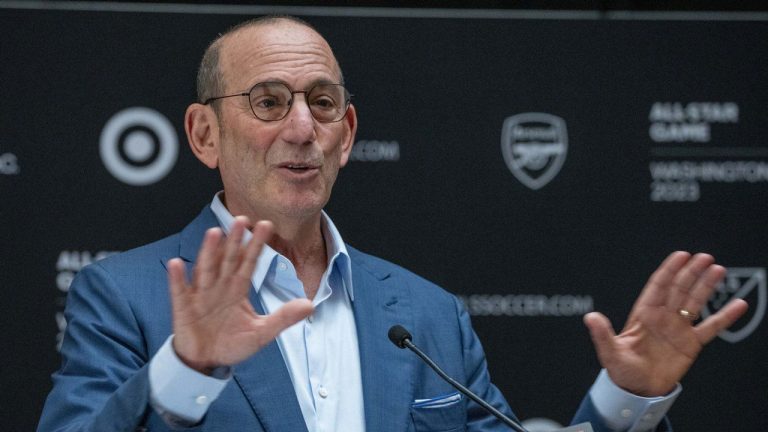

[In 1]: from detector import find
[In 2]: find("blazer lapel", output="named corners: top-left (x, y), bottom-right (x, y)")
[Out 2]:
top-left (176, 206), bottom-right (307, 431)
top-left (177, 206), bottom-right (219, 263)
top-left (231, 291), bottom-right (308, 432)
top-left (349, 247), bottom-right (417, 432)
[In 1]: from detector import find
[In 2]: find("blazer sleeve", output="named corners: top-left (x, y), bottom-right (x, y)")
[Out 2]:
top-left (37, 262), bottom-right (151, 432)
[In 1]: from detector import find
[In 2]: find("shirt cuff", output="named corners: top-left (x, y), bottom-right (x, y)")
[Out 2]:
top-left (589, 369), bottom-right (681, 432)
top-left (149, 335), bottom-right (231, 424)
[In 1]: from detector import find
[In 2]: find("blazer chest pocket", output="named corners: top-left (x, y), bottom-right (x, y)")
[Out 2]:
top-left (410, 393), bottom-right (467, 432)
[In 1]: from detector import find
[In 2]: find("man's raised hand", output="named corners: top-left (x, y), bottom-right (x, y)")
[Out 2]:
top-left (167, 217), bottom-right (313, 374)
top-left (584, 251), bottom-right (748, 396)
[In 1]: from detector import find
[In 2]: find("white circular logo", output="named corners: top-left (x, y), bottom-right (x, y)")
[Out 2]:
top-left (99, 107), bottom-right (178, 186)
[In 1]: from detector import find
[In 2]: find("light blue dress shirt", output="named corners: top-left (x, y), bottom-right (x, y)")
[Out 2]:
top-left (150, 193), bottom-right (364, 432)
top-left (148, 193), bottom-right (679, 431)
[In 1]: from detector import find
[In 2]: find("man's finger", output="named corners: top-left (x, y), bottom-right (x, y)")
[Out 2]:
top-left (253, 299), bottom-right (314, 348)
top-left (681, 264), bottom-right (726, 316)
top-left (584, 312), bottom-right (617, 367)
top-left (236, 220), bottom-right (273, 282)
top-left (666, 253), bottom-right (714, 313)
top-left (632, 252), bottom-right (691, 309)
top-left (193, 227), bottom-right (224, 290)
top-left (219, 217), bottom-right (249, 277)
top-left (167, 258), bottom-right (190, 315)
top-left (695, 299), bottom-right (748, 345)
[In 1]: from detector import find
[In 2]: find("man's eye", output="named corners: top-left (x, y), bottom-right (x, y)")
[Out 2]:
top-left (252, 96), bottom-right (282, 109)
top-left (311, 96), bottom-right (337, 109)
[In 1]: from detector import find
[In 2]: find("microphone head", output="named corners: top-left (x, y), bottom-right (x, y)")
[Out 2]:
top-left (388, 325), bottom-right (412, 349)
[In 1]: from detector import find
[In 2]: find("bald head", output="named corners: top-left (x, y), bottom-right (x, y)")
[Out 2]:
top-left (196, 16), bottom-right (344, 114)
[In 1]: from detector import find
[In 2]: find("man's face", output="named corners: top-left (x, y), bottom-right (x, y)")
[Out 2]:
top-left (213, 22), bottom-right (355, 220)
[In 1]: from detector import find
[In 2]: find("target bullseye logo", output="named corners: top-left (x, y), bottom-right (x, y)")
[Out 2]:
top-left (100, 107), bottom-right (178, 185)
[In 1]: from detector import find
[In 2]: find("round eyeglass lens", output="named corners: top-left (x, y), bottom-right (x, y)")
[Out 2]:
top-left (247, 83), bottom-right (349, 122)
top-left (248, 83), bottom-right (292, 121)
top-left (306, 84), bottom-right (349, 122)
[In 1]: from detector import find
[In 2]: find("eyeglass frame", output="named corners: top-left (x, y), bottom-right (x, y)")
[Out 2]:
top-left (202, 81), bottom-right (353, 123)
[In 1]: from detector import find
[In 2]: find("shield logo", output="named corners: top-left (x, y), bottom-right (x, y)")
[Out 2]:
top-left (501, 113), bottom-right (568, 190)
top-left (701, 267), bottom-right (766, 343)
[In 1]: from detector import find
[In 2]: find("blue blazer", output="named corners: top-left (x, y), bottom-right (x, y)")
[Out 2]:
top-left (38, 206), bottom-right (660, 432)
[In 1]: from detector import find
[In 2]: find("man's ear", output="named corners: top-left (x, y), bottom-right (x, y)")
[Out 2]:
top-left (338, 104), bottom-right (358, 168)
top-left (185, 103), bottom-right (220, 169)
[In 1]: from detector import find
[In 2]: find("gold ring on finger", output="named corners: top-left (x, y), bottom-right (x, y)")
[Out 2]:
top-left (677, 308), bottom-right (699, 321)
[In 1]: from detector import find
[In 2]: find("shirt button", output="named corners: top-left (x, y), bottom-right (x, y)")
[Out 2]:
top-left (307, 315), bottom-right (314, 323)
top-left (278, 262), bottom-right (287, 271)
top-left (195, 395), bottom-right (208, 405)
top-left (621, 409), bottom-right (633, 418)
top-left (318, 386), bottom-right (329, 398)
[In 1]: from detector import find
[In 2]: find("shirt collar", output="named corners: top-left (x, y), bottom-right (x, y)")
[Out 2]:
top-left (209, 192), bottom-right (354, 301)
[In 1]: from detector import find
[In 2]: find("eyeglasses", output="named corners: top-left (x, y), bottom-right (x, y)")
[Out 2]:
top-left (203, 82), bottom-right (351, 123)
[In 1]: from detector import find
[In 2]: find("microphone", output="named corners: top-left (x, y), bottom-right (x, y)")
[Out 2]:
top-left (388, 325), bottom-right (529, 432)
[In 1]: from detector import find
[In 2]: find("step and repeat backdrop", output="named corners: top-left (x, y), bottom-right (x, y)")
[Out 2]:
top-left (2, 4), bottom-right (766, 431)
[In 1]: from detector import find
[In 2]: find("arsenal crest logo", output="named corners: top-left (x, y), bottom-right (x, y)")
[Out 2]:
top-left (702, 267), bottom-right (766, 343)
top-left (501, 113), bottom-right (568, 190)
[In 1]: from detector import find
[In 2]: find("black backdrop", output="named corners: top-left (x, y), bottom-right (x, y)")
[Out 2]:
top-left (2, 3), bottom-right (767, 431)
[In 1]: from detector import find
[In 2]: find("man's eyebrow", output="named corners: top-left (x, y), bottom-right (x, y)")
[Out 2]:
top-left (309, 78), bottom-right (339, 86)
top-left (250, 77), bottom-right (287, 87)
top-left (298, 78), bottom-right (342, 89)
top-left (248, 77), bottom-right (340, 89)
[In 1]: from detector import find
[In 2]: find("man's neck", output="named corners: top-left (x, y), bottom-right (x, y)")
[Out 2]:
top-left (221, 193), bottom-right (329, 300)
top-left (271, 225), bottom-right (327, 296)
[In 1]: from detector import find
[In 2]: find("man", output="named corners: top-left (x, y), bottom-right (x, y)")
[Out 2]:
top-left (38, 16), bottom-right (747, 432)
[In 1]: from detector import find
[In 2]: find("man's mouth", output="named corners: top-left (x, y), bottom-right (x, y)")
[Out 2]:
top-left (279, 162), bottom-right (321, 173)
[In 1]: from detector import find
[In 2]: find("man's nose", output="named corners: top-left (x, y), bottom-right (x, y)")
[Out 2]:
top-left (282, 93), bottom-right (317, 143)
